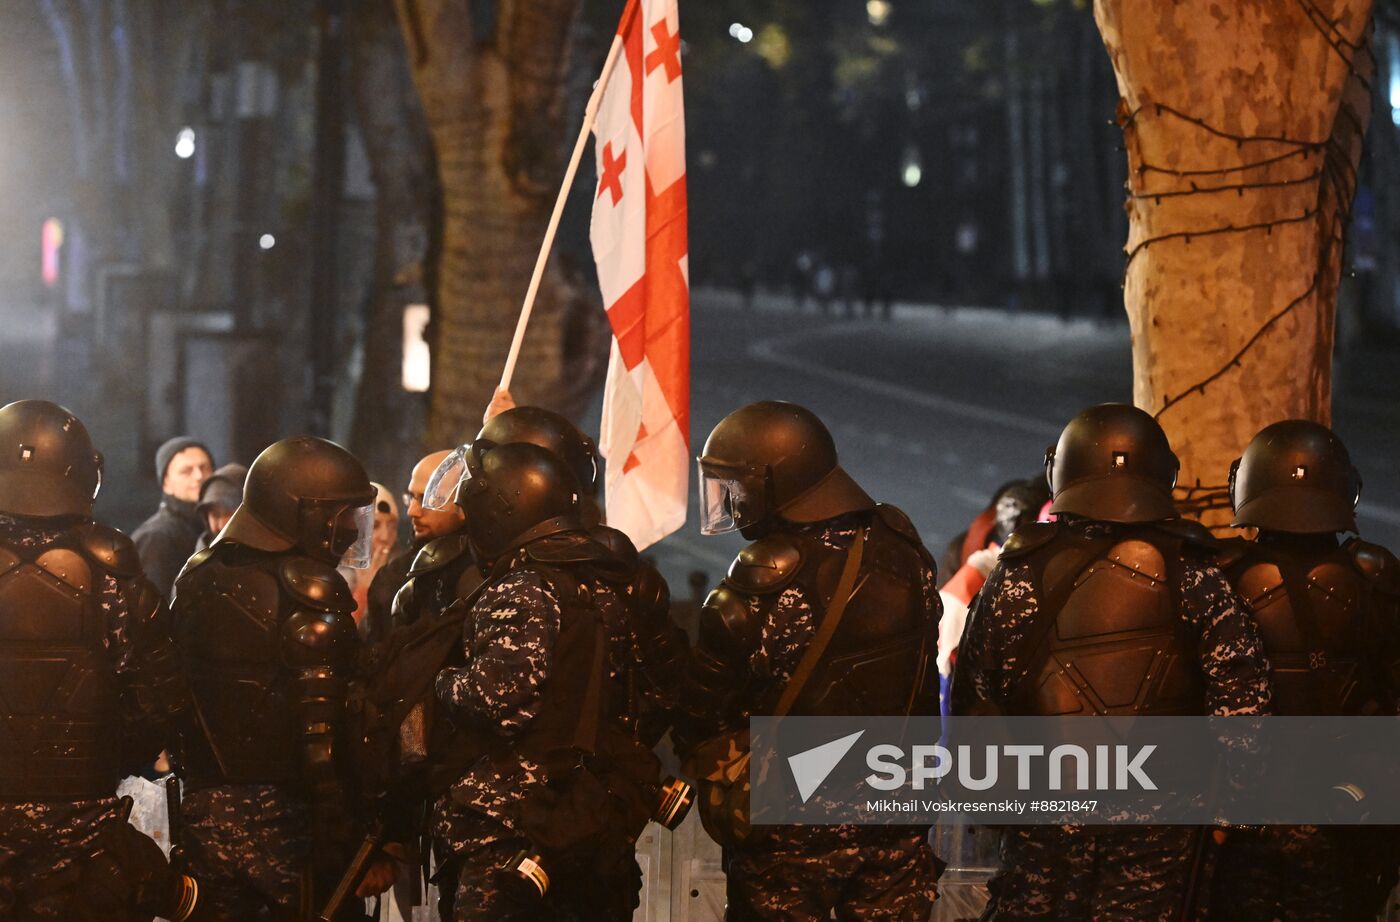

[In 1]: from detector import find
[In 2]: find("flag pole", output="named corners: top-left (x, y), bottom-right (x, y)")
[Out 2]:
top-left (495, 1), bottom-right (639, 402)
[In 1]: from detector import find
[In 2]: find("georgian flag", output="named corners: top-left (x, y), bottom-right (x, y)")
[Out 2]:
top-left (590, 0), bottom-right (690, 550)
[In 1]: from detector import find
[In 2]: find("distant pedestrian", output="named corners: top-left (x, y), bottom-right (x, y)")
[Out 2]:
top-left (813, 262), bottom-right (836, 315)
top-left (132, 436), bottom-right (213, 597)
top-left (193, 463), bottom-right (247, 552)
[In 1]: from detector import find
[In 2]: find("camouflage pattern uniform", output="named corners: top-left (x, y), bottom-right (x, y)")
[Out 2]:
top-left (179, 784), bottom-right (311, 919)
top-left (0, 514), bottom-right (185, 920)
top-left (687, 513), bottom-right (942, 922)
top-left (432, 548), bottom-right (643, 922)
top-left (1208, 533), bottom-right (1400, 922)
top-left (951, 518), bottom-right (1272, 922)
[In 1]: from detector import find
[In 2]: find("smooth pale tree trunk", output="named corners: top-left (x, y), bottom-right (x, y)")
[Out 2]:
top-left (394, 0), bottom-right (608, 448)
top-left (1094, 0), bottom-right (1374, 523)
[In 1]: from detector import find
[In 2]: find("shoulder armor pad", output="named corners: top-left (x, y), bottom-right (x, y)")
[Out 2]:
top-left (699, 585), bottom-right (760, 654)
top-left (73, 522), bottom-right (141, 577)
top-left (1152, 517), bottom-right (1219, 551)
top-left (874, 503), bottom-right (921, 544)
top-left (1213, 536), bottom-right (1252, 571)
top-left (281, 608), bottom-right (357, 668)
top-left (1001, 521), bottom-right (1060, 559)
top-left (277, 556), bottom-right (354, 612)
top-left (526, 531), bottom-right (616, 566)
top-left (588, 525), bottom-right (640, 567)
top-left (408, 534), bottom-right (472, 576)
top-left (726, 535), bottom-right (803, 595)
top-left (1345, 538), bottom-right (1400, 595)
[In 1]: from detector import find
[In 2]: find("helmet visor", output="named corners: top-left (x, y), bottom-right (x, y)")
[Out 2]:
top-left (424, 444), bottom-right (470, 511)
top-left (337, 501), bottom-right (377, 569)
top-left (698, 459), bottom-right (745, 536)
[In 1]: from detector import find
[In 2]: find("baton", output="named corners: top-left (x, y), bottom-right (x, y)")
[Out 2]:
top-left (318, 827), bottom-right (382, 922)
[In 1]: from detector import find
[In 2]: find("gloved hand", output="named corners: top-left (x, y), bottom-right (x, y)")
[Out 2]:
top-left (967, 544), bottom-right (1002, 577)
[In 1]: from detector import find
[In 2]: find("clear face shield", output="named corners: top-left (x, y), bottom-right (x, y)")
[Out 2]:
top-left (333, 501), bottom-right (377, 569)
top-left (698, 460), bottom-right (757, 536)
top-left (424, 444), bottom-right (471, 511)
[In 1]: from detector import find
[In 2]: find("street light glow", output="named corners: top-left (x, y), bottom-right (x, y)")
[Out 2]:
top-left (867, 1), bottom-right (892, 26)
top-left (729, 22), bottom-right (753, 43)
top-left (174, 126), bottom-right (196, 159)
top-left (259, 233), bottom-right (276, 250)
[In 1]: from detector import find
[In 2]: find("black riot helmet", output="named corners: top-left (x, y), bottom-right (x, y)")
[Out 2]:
top-left (457, 440), bottom-right (585, 563)
top-left (0, 400), bottom-right (104, 518)
top-left (218, 436), bottom-right (377, 567)
top-left (477, 406), bottom-right (599, 498)
top-left (1046, 403), bottom-right (1179, 524)
top-left (1230, 420), bottom-right (1360, 533)
top-left (698, 401), bottom-right (873, 539)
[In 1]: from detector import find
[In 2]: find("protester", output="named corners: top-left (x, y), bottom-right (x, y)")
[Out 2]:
top-left (359, 450), bottom-right (464, 645)
top-left (341, 482), bottom-right (399, 623)
top-left (193, 462), bottom-right (247, 551)
top-left (133, 435), bottom-right (214, 596)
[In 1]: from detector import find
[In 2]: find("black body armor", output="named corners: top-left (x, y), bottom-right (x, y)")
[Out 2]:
top-left (391, 533), bottom-right (482, 631)
top-left (1220, 536), bottom-right (1400, 716)
top-left (1003, 520), bottom-right (1209, 716)
top-left (0, 523), bottom-right (149, 800)
top-left (702, 505), bottom-right (938, 718)
top-left (172, 542), bottom-right (358, 790)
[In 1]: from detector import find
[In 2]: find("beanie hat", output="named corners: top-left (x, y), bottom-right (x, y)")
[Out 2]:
top-left (156, 436), bottom-right (212, 483)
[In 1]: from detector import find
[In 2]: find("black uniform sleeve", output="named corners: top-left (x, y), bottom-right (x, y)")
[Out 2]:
top-left (113, 573), bottom-right (188, 768)
top-left (625, 561), bottom-right (693, 746)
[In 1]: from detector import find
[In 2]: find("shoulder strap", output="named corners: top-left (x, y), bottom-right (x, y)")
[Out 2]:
top-left (773, 525), bottom-right (869, 718)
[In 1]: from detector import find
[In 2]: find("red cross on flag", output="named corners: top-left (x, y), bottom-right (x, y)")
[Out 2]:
top-left (590, 0), bottom-right (690, 550)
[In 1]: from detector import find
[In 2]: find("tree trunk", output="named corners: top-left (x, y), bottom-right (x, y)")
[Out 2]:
top-left (347, 0), bottom-right (433, 475)
top-left (394, 0), bottom-right (608, 448)
top-left (1094, 0), bottom-right (1375, 523)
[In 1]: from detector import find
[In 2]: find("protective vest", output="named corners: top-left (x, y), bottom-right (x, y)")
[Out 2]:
top-left (0, 524), bottom-right (130, 799)
top-left (392, 534), bottom-right (482, 632)
top-left (1007, 521), bottom-right (1206, 717)
top-left (719, 505), bottom-right (938, 718)
top-left (1222, 537), bottom-right (1397, 716)
top-left (173, 542), bottom-right (352, 788)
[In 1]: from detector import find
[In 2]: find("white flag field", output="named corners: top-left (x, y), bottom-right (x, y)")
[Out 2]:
top-left (590, 0), bottom-right (691, 551)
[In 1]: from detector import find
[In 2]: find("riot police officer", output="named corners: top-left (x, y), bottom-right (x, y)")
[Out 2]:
top-left (472, 405), bottom-right (689, 743)
top-left (951, 403), bottom-right (1272, 921)
top-left (424, 440), bottom-right (666, 921)
top-left (683, 400), bottom-right (942, 922)
top-left (1208, 420), bottom-right (1400, 921)
top-left (171, 435), bottom-right (387, 918)
top-left (0, 400), bottom-right (195, 921)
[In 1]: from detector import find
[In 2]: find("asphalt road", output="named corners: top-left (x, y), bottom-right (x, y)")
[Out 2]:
top-left (645, 287), bottom-right (1400, 592)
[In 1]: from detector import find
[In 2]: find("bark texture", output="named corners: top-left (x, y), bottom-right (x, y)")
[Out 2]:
top-left (394, 0), bottom-right (609, 448)
top-left (1094, 0), bottom-right (1375, 523)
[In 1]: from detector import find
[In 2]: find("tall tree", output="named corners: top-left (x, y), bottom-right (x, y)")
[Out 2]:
top-left (1094, 0), bottom-right (1375, 523)
top-left (393, 0), bottom-right (609, 447)
top-left (347, 0), bottom-right (433, 475)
